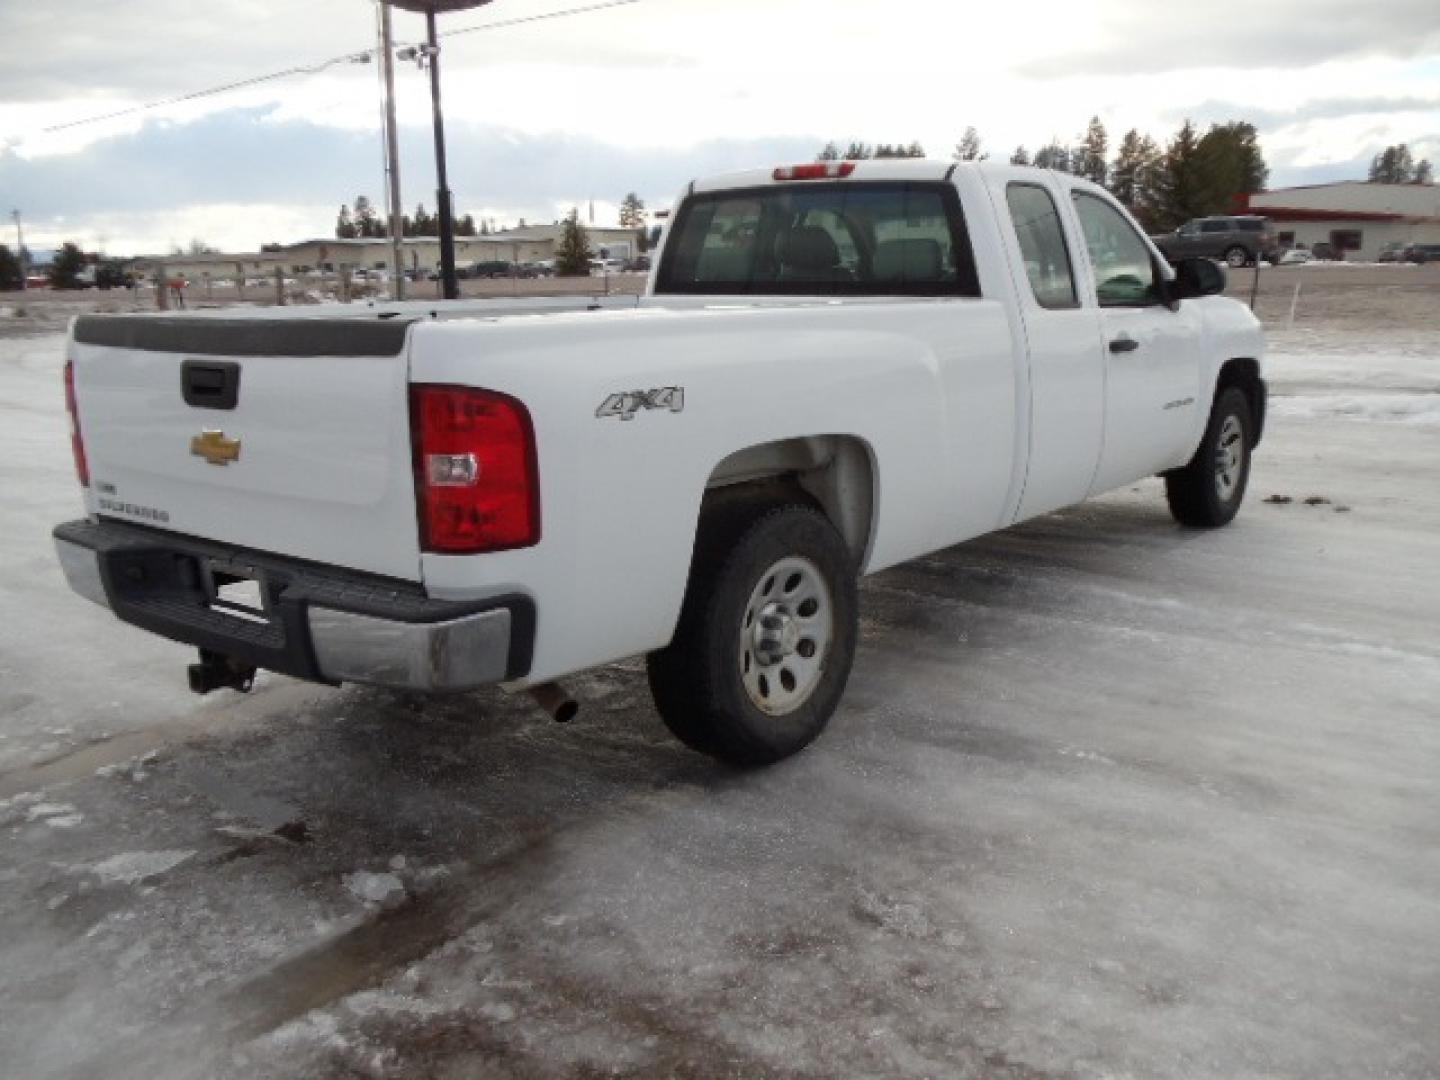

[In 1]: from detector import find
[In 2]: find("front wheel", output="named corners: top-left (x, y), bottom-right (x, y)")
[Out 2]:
top-left (1165, 386), bottom-right (1253, 527)
top-left (1223, 245), bottom-right (1249, 268)
top-left (647, 501), bottom-right (858, 767)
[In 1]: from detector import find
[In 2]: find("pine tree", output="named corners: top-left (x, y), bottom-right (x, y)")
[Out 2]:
top-left (619, 192), bottom-right (646, 228)
top-left (0, 244), bottom-right (22, 290)
top-left (335, 204), bottom-right (357, 239)
top-left (843, 142), bottom-right (873, 160)
top-left (1074, 116), bottom-right (1109, 186)
top-left (816, 141), bottom-right (841, 161)
top-left (354, 195), bottom-right (379, 237)
top-left (1009, 146), bottom-right (1031, 166)
top-left (1110, 129), bottom-right (1161, 215)
top-left (48, 242), bottom-right (86, 290)
top-left (1369, 144), bottom-right (1416, 183)
top-left (1033, 140), bottom-right (1071, 172)
top-left (554, 208), bottom-right (593, 276)
top-left (953, 127), bottom-right (985, 162)
top-left (457, 214), bottom-right (477, 237)
top-left (1150, 120), bottom-right (1211, 229)
top-left (1415, 160), bottom-right (1434, 185)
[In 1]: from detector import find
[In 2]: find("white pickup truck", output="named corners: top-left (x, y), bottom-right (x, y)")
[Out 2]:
top-left (55, 160), bottom-right (1265, 766)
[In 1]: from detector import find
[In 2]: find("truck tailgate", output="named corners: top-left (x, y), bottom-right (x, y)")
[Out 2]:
top-left (70, 315), bottom-right (423, 582)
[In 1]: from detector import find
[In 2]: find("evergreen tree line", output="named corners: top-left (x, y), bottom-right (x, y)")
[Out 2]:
top-left (335, 194), bottom-right (489, 239)
top-left (816, 141), bottom-right (927, 161)
top-left (818, 118), bottom-right (1279, 231)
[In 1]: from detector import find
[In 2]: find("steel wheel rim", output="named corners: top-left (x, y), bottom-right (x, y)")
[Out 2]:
top-left (1214, 414), bottom-right (1245, 501)
top-left (740, 555), bottom-right (833, 716)
top-left (1226, 248), bottom-right (1247, 268)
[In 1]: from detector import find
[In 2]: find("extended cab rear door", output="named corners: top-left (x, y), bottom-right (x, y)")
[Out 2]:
top-left (983, 169), bottom-right (1106, 519)
top-left (1064, 186), bottom-right (1204, 491)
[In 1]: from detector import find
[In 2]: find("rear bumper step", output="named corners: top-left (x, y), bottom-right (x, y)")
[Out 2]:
top-left (53, 519), bottom-right (533, 691)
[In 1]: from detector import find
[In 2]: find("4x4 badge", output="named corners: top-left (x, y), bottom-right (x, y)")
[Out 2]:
top-left (191, 429), bottom-right (242, 465)
top-left (595, 387), bottom-right (685, 421)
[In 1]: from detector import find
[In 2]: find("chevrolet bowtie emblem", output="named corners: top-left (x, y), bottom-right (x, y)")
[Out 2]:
top-left (191, 430), bottom-right (241, 466)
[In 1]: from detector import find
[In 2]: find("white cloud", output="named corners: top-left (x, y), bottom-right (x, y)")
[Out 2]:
top-left (3, 0), bottom-right (1438, 252)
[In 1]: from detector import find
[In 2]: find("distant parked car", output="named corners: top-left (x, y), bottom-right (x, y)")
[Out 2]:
top-left (1151, 215), bottom-right (1280, 268)
top-left (1376, 242), bottom-right (1406, 263)
top-left (1403, 243), bottom-right (1440, 264)
top-left (1277, 247), bottom-right (1313, 265)
top-left (472, 260), bottom-right (513, 279)
top-left (1309, 242), bottom-right (1341, 262)
top-left (624, 255), bottom-right (652, 273)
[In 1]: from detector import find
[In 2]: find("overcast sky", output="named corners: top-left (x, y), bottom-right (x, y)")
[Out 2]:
top-left (2, 0), bottom-right (1438, 255)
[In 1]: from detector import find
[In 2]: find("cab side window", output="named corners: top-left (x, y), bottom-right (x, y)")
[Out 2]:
top-left (1072, 192), bottom-right (1163, 307)
top-left (1005, 183), bottom-right (1077, 309)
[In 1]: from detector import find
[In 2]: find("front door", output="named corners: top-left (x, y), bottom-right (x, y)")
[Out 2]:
top-left (1069, 189), bottom-right (1203, 492)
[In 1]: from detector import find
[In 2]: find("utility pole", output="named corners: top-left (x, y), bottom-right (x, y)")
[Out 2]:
top-left (376, 1), bottom-right (406, 300)
top-left (424, 9), bottom-right (458, 300)
top-left (11, 210), bottom-right (27, 291)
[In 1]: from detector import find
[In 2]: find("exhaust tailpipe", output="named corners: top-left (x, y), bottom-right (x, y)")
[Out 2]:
top-left (528, 682), bottom-right (578, 723)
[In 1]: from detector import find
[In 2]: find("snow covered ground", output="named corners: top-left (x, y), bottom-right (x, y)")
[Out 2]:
top-left (1, 310), bottom-right (1437, 1078)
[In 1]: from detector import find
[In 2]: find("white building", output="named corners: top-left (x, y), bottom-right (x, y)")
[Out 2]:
top-left (1243, 181), bottom-right (1440, 260)
top-left (135, 225), bottom-right (646, 283)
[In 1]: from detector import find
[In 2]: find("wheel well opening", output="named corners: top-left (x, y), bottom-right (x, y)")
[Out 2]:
top-left (703, 435), bottom-right (876, 566)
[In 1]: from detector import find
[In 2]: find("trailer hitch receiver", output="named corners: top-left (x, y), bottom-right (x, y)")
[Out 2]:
top-left (187, 649), bottom-right (258, 695)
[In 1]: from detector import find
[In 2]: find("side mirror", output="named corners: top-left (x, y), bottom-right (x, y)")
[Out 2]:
top-left (1169, 257), bottom-right (1227, 302)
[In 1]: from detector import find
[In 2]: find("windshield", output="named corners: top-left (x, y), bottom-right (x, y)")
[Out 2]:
top-left (655, 182), bottom-right (979, 296)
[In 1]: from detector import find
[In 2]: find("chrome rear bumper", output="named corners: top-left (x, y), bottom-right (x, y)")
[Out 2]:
top-left (53, 520), bottom-right (532, 692)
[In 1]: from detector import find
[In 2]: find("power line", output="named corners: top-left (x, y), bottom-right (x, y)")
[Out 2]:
top-left (36, 0), bottom-right (642, 137)
top-left (443, 0), bottom-right (641, 39)
top-left (40, 53), bottom-right (373, 135)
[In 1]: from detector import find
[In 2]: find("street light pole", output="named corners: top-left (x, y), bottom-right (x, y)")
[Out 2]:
top-left (425, 10), bottom-right (459, 301)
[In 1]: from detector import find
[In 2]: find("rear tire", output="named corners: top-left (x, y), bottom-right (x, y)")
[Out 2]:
top-left (647, 500), bottom-right (858, 767)
top-left (1224, 245), bottom-right (1249, 268)
top-left (1165, 386), bottom-right (1253, 528)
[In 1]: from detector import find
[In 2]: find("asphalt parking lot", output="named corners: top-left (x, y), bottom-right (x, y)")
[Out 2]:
top-left (1, 278), bottom-right (1437, 1078)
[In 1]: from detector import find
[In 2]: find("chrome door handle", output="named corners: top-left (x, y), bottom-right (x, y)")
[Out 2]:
top-left (1109, 336), bottom-right (1139, 353)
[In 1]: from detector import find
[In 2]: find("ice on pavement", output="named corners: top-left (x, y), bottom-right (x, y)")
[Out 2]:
top-left (343, 871), bottom-right (407, 908)
top-left (88, 850), bottom-right (196, 885)
top-left (2, 319), bottom-right (1438, 1079)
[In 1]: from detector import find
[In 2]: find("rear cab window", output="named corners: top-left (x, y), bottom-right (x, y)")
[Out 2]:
top-left (1004, 183), bottom-right (1078, 309)
top-left (655, 182), bottom-right (979, 296)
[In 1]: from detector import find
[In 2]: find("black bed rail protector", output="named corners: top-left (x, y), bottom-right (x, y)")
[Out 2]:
top-left (73, 316), bottom-right (417, 357)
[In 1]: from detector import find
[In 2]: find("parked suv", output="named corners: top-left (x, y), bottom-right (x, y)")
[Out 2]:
top-left (1151, 216), bottom-right (1279, 268)
top-left (1403, 243), bottom-right (1440, 264)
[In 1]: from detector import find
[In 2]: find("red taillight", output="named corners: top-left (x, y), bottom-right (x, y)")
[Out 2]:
top-left (773, 162), bottom-right (856, 181)
top-left (410, 385), bottom-right (539, 554)
top-left (64, 360), bottom-right (89, 487)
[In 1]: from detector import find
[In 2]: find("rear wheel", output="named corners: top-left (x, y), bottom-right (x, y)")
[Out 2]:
top-left (647, 500), bottom-right (858, 767)
top-left (1224, 245), bottom-right (1249, 268)
top-left (1165, 386), bottom-right (1253, 527)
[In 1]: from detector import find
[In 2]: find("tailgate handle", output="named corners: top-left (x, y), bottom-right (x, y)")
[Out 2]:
top-left (181, 361), bottom-right (241, 410)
